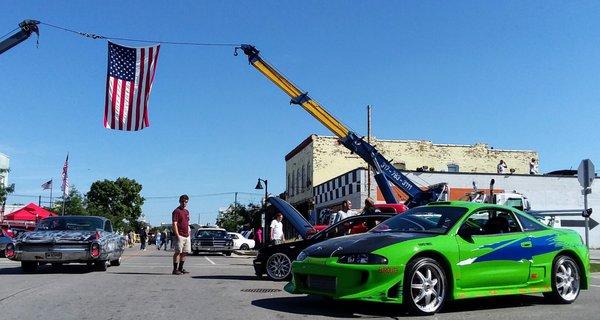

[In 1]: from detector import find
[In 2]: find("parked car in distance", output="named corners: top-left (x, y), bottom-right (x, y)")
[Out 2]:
top-left (5, 216), bottom-right (126, 272)
top-left (254, 196), bottom-right (396, 281)
top-left (0, 229), bottom-right (14, 257)
top-left (287, 201), bottom-right (591, 315)
top-left (191, 227), bottom-right (233, 256)
top-left (228, 232), bottom-right (255, 250)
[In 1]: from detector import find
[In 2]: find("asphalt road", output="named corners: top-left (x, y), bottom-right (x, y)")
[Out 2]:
top-left (1, 247), bottom-right (599, 320)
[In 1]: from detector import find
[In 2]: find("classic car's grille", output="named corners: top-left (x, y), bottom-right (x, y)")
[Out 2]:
top-left (197, 239), bottom-right (228, 246)
top-left (18, 243), bottom-right (89, 251)
top-left (306, 275), bottom-right (336, 292)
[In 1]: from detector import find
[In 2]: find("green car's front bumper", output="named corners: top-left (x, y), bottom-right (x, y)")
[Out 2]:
top-left (285, 257), bottom-right (406, 304)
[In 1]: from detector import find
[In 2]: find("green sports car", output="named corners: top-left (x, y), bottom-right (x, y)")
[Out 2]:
top-left (285, 201), bottom-right (590, 315)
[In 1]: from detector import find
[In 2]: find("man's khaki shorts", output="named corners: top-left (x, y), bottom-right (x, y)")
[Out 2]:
top-left (174, 235), bottom-right (191, 253)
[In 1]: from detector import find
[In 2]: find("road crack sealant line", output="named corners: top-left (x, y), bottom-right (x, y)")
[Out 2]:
top-left (0, 279), bottom-right (60, 304)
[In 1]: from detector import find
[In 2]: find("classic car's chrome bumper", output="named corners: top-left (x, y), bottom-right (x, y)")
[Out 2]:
top-left (191, 243), bottom-right (233, 252)
top-left (10, 243), bottom-right (107, 262)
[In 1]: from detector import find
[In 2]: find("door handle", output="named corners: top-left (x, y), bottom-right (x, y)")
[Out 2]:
top-left (521, 241), bottom-right (532, 248)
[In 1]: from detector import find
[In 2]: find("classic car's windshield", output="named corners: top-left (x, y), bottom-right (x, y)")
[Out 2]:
top-left (195, 230), bottom-right (228, 238)
top-left (37, 217), bottom-right (104, 231)
top-left (372, 206), bottom-right (467, 234)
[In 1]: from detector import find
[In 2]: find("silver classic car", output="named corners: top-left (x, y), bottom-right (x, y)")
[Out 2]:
top-left (5, 216), bottom-right (126, 272)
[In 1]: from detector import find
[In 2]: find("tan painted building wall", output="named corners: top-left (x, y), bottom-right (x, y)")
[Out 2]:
top-left (285, 135), bottom-right (538, 205)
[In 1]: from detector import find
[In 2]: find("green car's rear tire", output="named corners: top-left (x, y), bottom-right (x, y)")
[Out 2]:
top-left (543, 255), bottom-right (580, 304)
top-left (403, 257), bottom-right (447, 316)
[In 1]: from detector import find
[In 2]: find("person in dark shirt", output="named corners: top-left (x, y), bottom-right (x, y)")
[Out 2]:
top-left (172, 194), bottom-right (191, 275)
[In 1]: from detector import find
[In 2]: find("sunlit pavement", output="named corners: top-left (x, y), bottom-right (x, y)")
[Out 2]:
top-left (0, 246), bottom-right (599, 320)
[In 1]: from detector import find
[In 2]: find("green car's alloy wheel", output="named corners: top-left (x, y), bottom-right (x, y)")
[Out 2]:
top-left (404, 257), bottom-right (447, 315)
top-left (266, 253), bottom-right (292, 281)
top-left (544, 255), bottom-right (580, 303)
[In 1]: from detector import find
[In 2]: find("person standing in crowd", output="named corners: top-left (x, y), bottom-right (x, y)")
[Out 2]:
top-left (172, 195), bottom-right (191, 275)
top-left (362, 197), bottom-right (377, 215)
top-left (155, 231), bottom-right (162, 250)
top-left (529, 158), bottom-right (539, 175)
top-left (497, 160), bottom-right (508, 174)
top-left (139, 226), bottom-right (148, 251)
top-left (256, 227), bottom-right (263, 249)
top-left (160, 230), bottom-right (167, 250)
top-left (270, 212), bottom-right (284, 245)
top-left (334, 199), bottom-right (356, 223)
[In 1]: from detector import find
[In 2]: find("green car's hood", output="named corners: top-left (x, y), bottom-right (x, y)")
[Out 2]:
top-left (304, 232), bottom-right (435, 258)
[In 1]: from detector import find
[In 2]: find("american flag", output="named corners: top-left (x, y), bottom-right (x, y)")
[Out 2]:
top-left (61, 154), bottom-right (69, 195)
top-left (41, 179), bottom-right (53, 190)
top-left (104, 42), bottom-right (160, 131)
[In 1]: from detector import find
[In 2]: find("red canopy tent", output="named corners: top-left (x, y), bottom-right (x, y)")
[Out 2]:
top-left (3, 203), bottom-right (57, 221)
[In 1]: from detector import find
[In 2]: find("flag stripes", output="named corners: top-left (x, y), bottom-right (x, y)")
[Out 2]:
top-left (104, 42), bottom-right (160, 131)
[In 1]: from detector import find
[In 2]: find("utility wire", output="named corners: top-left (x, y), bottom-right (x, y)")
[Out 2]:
top-left (40, 22), bottom-right (241, 47)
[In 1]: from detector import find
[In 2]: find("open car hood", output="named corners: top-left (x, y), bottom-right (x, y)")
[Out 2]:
top-left (267, 196), bottom-right (315, 239)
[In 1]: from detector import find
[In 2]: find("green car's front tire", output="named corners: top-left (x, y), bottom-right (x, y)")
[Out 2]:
top-left (403, 257), bottom-right (447, 316)
top-left (543, 255), bottom-right (581, 304)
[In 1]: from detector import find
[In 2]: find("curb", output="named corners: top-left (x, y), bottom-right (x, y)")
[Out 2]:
top-left (233, 250), bottom-right (257, 257)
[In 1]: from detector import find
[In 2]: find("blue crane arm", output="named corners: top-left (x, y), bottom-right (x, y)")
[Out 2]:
top-left (0, 20), bottom-right (39, 55)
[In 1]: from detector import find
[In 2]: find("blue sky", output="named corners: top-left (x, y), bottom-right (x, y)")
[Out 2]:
top-left (2, 1), bottom-right (599, 226)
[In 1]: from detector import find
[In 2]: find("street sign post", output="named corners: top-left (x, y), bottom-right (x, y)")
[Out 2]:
top-left (577, 159), bottom-right (595, 248)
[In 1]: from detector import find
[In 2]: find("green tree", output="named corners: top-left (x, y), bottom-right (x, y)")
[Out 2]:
top-left (86, 177), bottom-right (145, 232)
top-left (0, 168), bottom-right (15, 206)
top-left (216, 203), bottom-right (260, 231)
top-left (52, 186), bottom-right (86, 215)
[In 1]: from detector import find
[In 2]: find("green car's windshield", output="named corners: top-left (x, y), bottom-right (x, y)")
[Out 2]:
top-left (372, 206), bottom-right (468, 234)
top-left (37, 217), bottom-right (104, 231)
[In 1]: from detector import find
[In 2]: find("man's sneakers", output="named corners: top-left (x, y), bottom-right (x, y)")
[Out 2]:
top-left (172, 269), bottom-right (189, 275)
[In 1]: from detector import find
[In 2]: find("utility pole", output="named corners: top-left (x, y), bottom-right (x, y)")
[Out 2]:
top-left (367, 105), bottom-right (372, 198)
top-left (234, 192), bottom-right (238, 208)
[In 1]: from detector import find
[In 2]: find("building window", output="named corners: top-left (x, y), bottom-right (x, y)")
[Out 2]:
top-left (287, 174), bottom-right (291, 195)
top-left (447, 163), bottom-right (459, 172)
top-left (296, 168), bottom-right (300, 194)
top-left (393, 162), bottom-right (406, 170)
top-left (301, 165), bottom-right (306, 192)
top-left (290, 171), bottom-right (295, 196)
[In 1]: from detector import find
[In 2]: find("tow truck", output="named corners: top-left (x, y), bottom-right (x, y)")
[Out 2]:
top-left (0, 20), bottom-right (39, 55)
top-left (238, 45), bottom-right (448, 208)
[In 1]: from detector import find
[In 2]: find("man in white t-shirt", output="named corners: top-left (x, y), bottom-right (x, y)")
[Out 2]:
top-left (270, 212), bottom-right (285, 245)
top-left (333, 200), bottom-right (357, 224)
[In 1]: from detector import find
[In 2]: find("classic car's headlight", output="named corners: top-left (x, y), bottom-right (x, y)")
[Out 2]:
top-left (338, 253), bottom-right (388, 265)
top-left (297, 251), bottom-right (308, 262)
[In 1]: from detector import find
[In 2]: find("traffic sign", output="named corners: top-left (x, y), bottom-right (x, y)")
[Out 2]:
top-left (577, 159), bottom-right (595, 189)
top-left (561, 218), bottom-right (598, 230)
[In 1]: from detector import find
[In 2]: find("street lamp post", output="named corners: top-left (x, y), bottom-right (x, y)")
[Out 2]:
top-left (255, 178), bottom-right (268, 247)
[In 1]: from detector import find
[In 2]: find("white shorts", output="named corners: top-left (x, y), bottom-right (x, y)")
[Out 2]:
top-left (174, 235), bottom-right (191, 253)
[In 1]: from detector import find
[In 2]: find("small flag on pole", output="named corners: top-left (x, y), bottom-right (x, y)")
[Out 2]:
top-left (104, 41), bottom-right (160, 131)
top-left (61, 154), bottom-right (69, 195)
top-left (41, 179), bottom-right (52, 190)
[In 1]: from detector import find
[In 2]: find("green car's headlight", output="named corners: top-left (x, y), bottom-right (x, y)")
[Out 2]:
top-left (338, 253), bottom-right (388, 265)
top-left (297, 251), bottom-right (308, 262)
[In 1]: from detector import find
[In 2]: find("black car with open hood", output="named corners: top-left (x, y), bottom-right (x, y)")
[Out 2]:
top-left (253, 196), bottom-right (395, 281)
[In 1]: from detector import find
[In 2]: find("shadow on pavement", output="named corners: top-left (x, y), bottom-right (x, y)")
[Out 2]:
top-left (111, 272), bottom-right (172, 276)
top-left (0, 264), bottom-right (94, 275)
top-left (192, 275), bottom-right (265, 281)
top-left (251, 294), bottom-right (550, 318)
